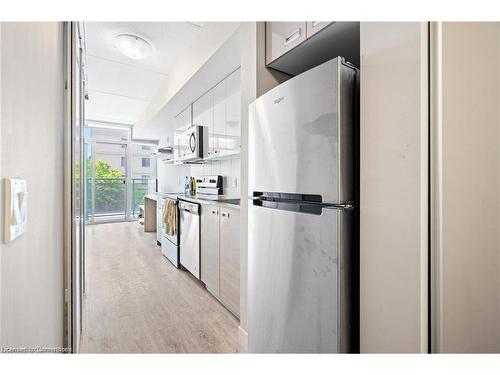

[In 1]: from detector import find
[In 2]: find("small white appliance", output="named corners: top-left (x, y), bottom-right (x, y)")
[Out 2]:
top-left (175, 125), bottom-right (208, 163)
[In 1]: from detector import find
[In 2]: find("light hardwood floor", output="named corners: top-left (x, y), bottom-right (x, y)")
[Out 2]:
top-left (80, 221), bottom-right (240, 353)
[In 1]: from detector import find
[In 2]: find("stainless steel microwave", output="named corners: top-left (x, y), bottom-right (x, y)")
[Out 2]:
top-left (175, 125), bottom-right (208, 163)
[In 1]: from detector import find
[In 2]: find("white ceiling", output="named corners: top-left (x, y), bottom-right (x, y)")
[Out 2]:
top-left (85, 22), bottom-right (202, 125)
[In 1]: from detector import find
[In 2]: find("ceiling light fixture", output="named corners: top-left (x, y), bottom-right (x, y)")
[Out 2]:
top-left (114, 33), bottom-right (153, 60)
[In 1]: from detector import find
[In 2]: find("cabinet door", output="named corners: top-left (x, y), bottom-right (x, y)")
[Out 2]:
top-left (201, 205), bottom-right (220, 296)
top-left (266, 22), bottom-right (307, 65)
top-left (225, 69), bottom-right (241, 156)
top-left (213, 80), bottom-right (226, 157)
top-left (306, 21), bottom-right (332, 38)
top-left (220, 207), bottom-right (240, 317)
top-left (174, 106), bottom-right (192, 161)
top-left (193, 88), bottom-right (214, 157)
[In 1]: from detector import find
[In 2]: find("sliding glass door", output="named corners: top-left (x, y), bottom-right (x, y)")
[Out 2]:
top-left (85, 141), bottom-right (128, 223)
top-left (86, 142), bottom-right (127, 223)
top-left (83, 124), bottom-right (157, 224)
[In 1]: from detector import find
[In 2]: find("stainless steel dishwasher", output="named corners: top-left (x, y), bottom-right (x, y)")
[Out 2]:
top-left (179, 200), bottom-right (201, 279)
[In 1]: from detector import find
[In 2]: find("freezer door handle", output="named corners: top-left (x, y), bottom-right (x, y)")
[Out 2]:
top-left (249, 193), bottom-right (354, 215)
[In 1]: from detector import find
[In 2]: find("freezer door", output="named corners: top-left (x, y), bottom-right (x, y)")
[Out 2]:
top-left (248, 58), bottom-right (356, 204)
top-left (248, 202), bottom-right (354, 353)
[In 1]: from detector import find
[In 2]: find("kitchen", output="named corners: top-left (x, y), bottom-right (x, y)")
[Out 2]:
top-left (78, 21), bottom-right (359, 353)
top-left (11, 18), bottom-right (492, 356)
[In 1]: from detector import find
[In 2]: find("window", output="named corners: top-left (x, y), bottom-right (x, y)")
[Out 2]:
top-left (141, 145), bottom-right (150, 151)
top-left (142, 158), bottom-right (151, 168)
top-left (120, 156), bottom-right (126, 167)
top-left (141, 175), bottom-right (150, 181)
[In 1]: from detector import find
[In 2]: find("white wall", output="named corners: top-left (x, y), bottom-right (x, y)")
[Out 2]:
top-left (360, 22), bottom-right (429, 353)
top-left (157, 156), bottom-right (240, 198)
top-left (431, 22), bottom-right (500, 353)
top-left (189, 156), bottom-right (240, 198)
top-left (156, 163), bottom-right (190, 193)
top-left (0, 22), bottom-right (65, 348)
top-left (0, 22), bottom-right (3, 342)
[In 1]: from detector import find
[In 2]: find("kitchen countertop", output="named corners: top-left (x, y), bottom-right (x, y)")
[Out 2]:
top-left (156, 192), bottom-right (240, 208)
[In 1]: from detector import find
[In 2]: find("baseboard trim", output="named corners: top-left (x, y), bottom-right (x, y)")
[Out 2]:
top-left (238, 326), bottom-right (248, 353)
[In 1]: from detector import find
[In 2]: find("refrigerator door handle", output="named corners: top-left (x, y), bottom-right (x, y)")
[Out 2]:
top-left (250, 197), bottom-right (353, 215)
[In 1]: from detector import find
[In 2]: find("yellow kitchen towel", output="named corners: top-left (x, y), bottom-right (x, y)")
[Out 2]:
top-left (164, 200), bottom-right (177, 236)
top-left (162, 200), bottom-right (168, 224)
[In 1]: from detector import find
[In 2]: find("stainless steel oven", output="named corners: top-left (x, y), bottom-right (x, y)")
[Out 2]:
top-left (160, 196), bottom-right (180, 268)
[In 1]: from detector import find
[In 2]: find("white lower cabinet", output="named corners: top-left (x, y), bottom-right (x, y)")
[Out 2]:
top-left (201, 206), bottom-right (220, 295)
top-left (201, 203), bottom-right (240, 318)
top-left (219, 207), bottom-right (240, 316)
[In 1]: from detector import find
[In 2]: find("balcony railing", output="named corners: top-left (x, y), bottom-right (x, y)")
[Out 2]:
top-left (131, 178), bottom-right (150, 217)
top-left (85, 177), bottom-right (151, 222)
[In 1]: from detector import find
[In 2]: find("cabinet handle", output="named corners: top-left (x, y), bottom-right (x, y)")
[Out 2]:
top-left (211, 209), bottom-right (218, 215)
top-left (221, 211), bottom-right (229, 218)
top-left (284, 28), bottom-right (301, 46)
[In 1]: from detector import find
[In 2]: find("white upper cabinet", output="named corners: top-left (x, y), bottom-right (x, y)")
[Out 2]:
top-left (174, 105), bottom-right (192, 163)
top-left (193, 88), bottom-right (214, 156)
top-left (266, 22), bottom-right (307, 65)
top-left (225, 69), bottom-right (241, 156)
top-left (265, 22), bottom-right (359, 75)
top-left (306, 21), bottom-right (332, 38)
top-left (212, 79), bottom-right (226, 158)
top-left (190, 68), bottom-right (241, 161)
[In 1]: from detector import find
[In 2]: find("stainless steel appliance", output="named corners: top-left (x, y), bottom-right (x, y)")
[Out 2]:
top-left (159, 196), bottom-right (180, 268)
top-left (175, 125), bottom-right (208, 163)
top-left (248, 57), bottom-right (358, 353)
top-left (179, 200), bottom-right (201, 279)
top-left (196, 175), bottom-right (223, 195)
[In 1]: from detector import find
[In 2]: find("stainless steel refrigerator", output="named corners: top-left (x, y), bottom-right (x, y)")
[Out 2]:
top-left (248, 57), bottom-right (358, 353)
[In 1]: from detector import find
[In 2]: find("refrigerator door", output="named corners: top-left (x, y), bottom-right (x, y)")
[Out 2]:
top-left (248, 201), bottom-right (354, 353)
top-left (248, 57), bottom-right (356, 204)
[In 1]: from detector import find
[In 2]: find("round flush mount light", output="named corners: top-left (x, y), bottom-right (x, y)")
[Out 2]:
top-left (114, 33), bottom-right (153, 60)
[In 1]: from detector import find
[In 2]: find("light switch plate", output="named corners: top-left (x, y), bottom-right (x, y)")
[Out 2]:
top-left (4, 178), bottom-right (28, 243)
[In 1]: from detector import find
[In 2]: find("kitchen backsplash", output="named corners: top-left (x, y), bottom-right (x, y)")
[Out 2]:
top-left (156, 155), bottom-right (241, 197)
top-left (189, 155), bottom-right (241, 198)
top-left (157, 163), bottom-right (190, 193)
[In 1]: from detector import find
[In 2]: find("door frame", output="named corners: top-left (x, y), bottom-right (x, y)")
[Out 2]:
top-left (63, 21), bottom-right (86, 353)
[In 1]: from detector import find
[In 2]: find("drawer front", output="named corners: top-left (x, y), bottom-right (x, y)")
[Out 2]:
top-left (266, 22), bottom-right (307, 65)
